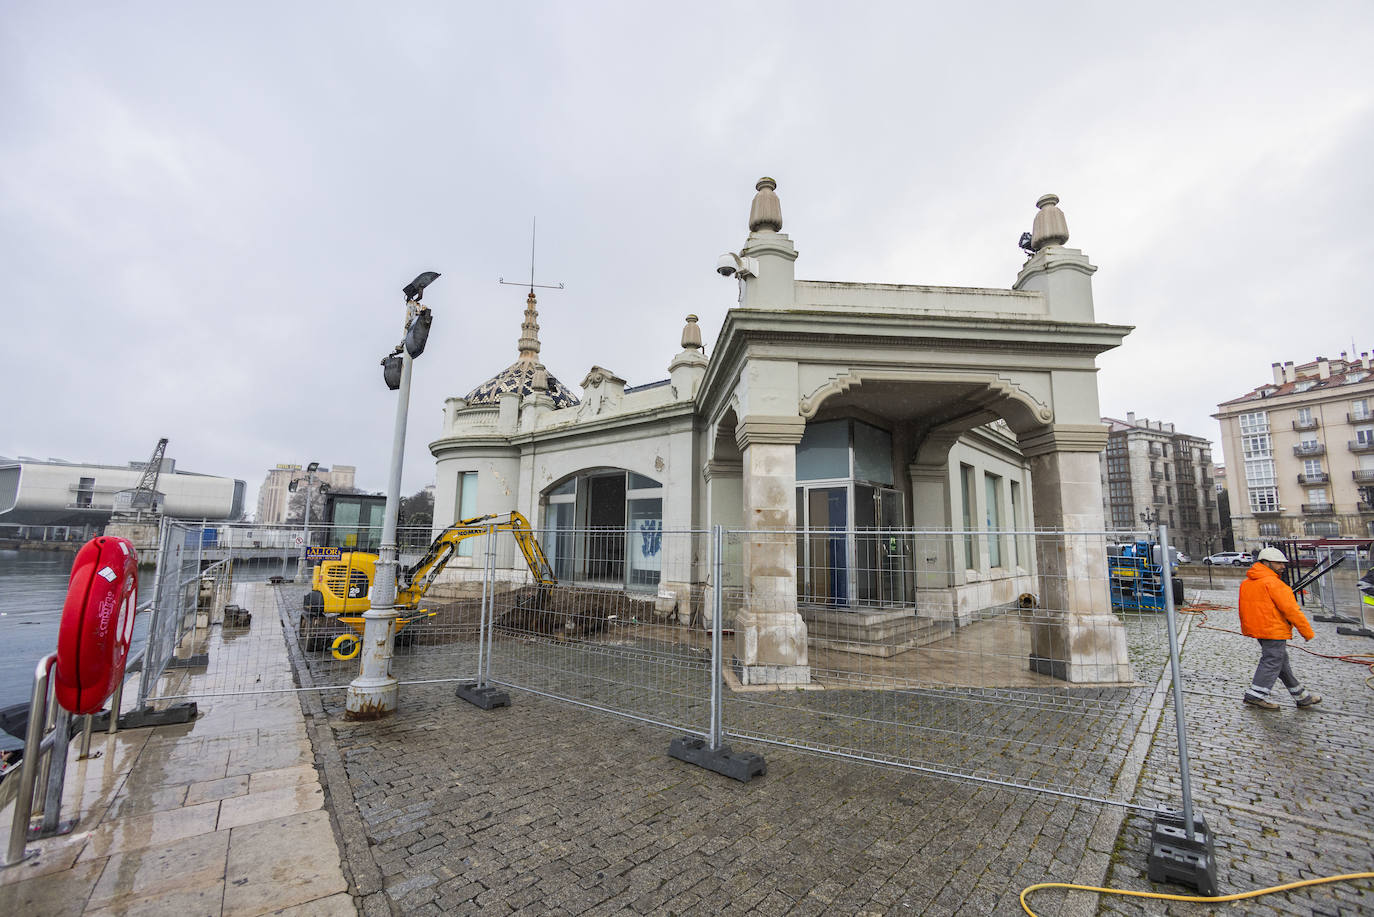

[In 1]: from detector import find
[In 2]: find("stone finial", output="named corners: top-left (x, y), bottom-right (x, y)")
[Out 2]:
top-left (532, 364), bottom-right (549, 392)
top-left (1030, 193), bottom-right (1069, 251)
top-left (748, 177), bottom-right (782, 232)
top-left (680, 314), bottom-right (702, 351)
top-left (517, 290), bottom-right (541, 358)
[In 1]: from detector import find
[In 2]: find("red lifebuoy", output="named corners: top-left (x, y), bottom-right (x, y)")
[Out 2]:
top-left (54, 537), bottom-right (139, 715)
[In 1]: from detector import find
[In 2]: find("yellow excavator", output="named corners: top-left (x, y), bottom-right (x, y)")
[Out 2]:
top-left (299, 511), bottom-right (556, 653)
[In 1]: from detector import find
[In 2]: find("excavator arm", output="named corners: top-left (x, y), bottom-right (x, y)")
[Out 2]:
top-left (395, 511), bottom-right (555, 608)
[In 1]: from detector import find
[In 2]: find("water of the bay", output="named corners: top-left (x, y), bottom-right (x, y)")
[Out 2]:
top-left (0, 549), bottom-right (298, 711)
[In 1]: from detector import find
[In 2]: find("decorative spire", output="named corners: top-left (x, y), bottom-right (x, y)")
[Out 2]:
top-left (680, 314), bottom-right (702, 351)
top-left (517, 290), bottom-right (541, 359)
top-left (748, 177), bottom-right (782, 232)
top-left (1030, 193), bottom-right (1069, 251)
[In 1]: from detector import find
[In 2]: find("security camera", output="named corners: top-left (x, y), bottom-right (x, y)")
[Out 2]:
top-left (716, 253), bottom-right (740, 276)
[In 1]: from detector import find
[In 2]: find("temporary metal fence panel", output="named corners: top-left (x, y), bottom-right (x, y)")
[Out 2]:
top-left (138, 521), bottom-right (204, 705)
top-left (713, 527), bottom-right (1181, 809)
top-left (482, 528), bottom-right (716, 738)
top-left (285, 523), bottom-right (489, 690)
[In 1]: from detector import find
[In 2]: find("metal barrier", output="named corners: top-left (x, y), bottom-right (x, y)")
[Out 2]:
top-left (709, 528), bottom-right (1174, 806)
top-left (479, 528), bottom-right (714, 736)
top-left (132, 520), bottom-right (1201, 822)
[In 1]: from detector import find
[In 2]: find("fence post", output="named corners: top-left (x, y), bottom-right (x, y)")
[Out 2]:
top-left (710, 525), bottom-right (724, 751)
top-left (1147, 522), bottom-right (1217, 894)
top-left (667, 526), bottom-right (765, 782)
top-left (455, 523), bottom-right (510, 709)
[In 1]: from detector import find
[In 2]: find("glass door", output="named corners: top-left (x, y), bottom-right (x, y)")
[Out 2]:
top-left (878, 488), bottom-right (909, 607)
top-left (801, 485), bottom-right (849, 607)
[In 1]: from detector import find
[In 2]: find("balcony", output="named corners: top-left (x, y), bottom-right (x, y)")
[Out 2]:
top-left (1355, 470), bottom-right (1374, 484)
top-left (1147, 445), bottom-right (1162, 458)
top-left (1349, 440), bottom-right (1374, 454)
top-left (1252, 507), bottom-right (1283, 516)
top-left (1293, 443), bottom-right (1326, 457)
top-left (1359, 502), bottom-right (1374, 514)
top-left (1292, 418), bottom-right (1320, 432)
top-left (1301, 503), bottom-right (1335, 515)
top-left (1297, 472), bottom-right (1329, 485)
top-left (1149, 471), bottom-right (1163, 481)
top-left (1348, 412), bottom-right (1372, 424)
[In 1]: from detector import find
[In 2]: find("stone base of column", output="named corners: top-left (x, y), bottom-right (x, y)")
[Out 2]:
top-left (735, 608), bottom-right (810, 685)
top-left (1029, 613), bottom-right (1132, 684)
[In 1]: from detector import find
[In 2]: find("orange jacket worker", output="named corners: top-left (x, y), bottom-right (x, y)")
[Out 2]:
top-left (1239, 547), bottom-right (1321, 710)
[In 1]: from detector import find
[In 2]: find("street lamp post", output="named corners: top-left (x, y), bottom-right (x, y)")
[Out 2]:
top-left (292, 462), bottom-right (321, 582)
top-left (346, 272), bottom-right (439, 720)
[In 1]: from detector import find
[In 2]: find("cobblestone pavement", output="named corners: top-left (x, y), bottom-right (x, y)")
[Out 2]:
top-left (1096, 586), bottom-right (1374, 916)
top-left (276, 580), bottom-right (1374, 915)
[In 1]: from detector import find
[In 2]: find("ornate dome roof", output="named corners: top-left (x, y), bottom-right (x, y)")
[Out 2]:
top-left (462, 289), bottom-right (580, 409)
top-left (464, 360), bottom-right (579, 408)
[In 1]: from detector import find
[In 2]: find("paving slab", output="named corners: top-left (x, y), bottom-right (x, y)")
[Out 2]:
top-left (0, 582), bottom-right (356, 916)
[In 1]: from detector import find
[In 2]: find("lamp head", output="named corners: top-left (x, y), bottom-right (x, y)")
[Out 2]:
top-left (403, 271), bottom-right (441, 302)
top-left (307, 462), bottom-right (320, 473)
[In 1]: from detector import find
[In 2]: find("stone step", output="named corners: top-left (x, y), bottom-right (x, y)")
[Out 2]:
top-left (799, 606), bottom-right (954, 657)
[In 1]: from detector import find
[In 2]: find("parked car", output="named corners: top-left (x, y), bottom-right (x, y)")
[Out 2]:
top-left (1174, 552), bottom-right (1190, 564)
top-left (1203, 551), bottom-right (1253, 566)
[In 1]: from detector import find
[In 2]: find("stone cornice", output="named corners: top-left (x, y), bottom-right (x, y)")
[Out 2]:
top-left (697, 308), bottom-right (1131, 423)
top-left (1017, 424), bottom-right (1109, 458)
top-left (702, 458), bottom-right (743, 482)
top-left (735, 416), bottom-right (806, 449)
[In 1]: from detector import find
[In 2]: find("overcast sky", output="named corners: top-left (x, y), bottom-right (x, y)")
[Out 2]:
top-left (3, 2), bottom-right (1371, 515)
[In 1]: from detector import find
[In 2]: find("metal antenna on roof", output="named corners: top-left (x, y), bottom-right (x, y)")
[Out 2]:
top-left (499, 218), bottom-right (566, 292)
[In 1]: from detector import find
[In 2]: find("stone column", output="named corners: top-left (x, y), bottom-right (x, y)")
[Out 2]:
top-left (1019, 424), bottom-right (1132, 683)
top-left (734, 421), bottom-right (809, 685)
top-left (908, 431), bottom-right (961, 619)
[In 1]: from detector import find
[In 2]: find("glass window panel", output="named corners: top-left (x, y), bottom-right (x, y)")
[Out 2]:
top-left (984, 473), bottom-right (1002, 567)
top-left (549, 478), bottom-right (576, 496)
top-left (796, 420), bottom-right (849, 481)
top-left (626, 498), bottom-right (663, 589)
top-left (853, 422), bottom-right (894, 485)
top-left (627, 473), bottom-right (662, 490)
top-left (547, 502), bottom-right (576, 580)
top-left (457, 472), bottom-right (478, 556)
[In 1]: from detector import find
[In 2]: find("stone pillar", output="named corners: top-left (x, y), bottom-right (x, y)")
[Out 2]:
top-left (1019, 424), bottom-right (1132, 684)
top-left (734, 421), bottom-right (809, 685)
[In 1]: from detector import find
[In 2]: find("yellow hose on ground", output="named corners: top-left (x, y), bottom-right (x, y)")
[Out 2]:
top-left (1021, 871), bottom-right (1374, 915)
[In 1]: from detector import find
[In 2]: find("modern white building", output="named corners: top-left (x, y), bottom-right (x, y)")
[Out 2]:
top-left (431, 180), bottom-right (1131, 685)
top-left (0, 455), bottom-right (245, 526)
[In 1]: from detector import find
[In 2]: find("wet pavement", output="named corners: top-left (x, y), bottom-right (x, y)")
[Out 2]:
top-left (0, 582), bottom-right (352, 916)
top-left (5, 576), bottom-right (1372, 916)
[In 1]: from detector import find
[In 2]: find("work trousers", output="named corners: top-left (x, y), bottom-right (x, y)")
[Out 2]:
top-left (1247, 638), bottom-right (1300, 698)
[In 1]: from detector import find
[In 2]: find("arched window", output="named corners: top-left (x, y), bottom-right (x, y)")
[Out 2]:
top-left (542, 470), bottom-right (662, 590)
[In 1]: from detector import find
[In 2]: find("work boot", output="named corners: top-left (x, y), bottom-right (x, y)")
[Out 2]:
top-left (1296, 692), bottom-right (1323, 708)
top-left (1243, 695), bottom-right (1279, 710)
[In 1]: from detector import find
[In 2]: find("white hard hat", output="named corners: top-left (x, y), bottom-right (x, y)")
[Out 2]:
top-left (1257, 547), bottom-right (1288, 563)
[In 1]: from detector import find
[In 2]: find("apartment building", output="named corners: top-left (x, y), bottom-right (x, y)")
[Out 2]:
top-left (255, 463), bottom-right (357, 523)
top-left (1099, 413), bottom-right (1220, 557)
top-left (1214, 353), bottom-right (1374, 545)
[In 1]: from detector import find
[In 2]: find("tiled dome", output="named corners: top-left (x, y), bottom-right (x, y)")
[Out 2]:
top-left (461, 289), bottom-right (579, 409)
top-left (464, 360), bottom-right (579, 408)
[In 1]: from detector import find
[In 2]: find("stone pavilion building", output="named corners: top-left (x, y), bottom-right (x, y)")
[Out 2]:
top-left (430, 179), bottom-right (1133, 686)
